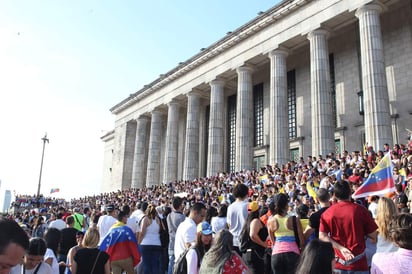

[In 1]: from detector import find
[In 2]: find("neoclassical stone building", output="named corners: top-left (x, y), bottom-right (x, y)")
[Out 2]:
top-left (101, 0), bottom-right (412, 192)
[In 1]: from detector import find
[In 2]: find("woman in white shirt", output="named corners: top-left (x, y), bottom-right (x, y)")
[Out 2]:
top-left (44, 228), bottom-right (61, 274)
top-left (139, 204), bottom-right (163, 274)
top-left (186, 221), bottom-right (213, 274)
top-left (211, 204), bottom-right (228, 233)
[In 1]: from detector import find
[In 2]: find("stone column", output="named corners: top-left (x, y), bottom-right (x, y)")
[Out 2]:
top-left (235, 66), bottom-right (254, 171)
top-left (207, 80), bottom-right (225, 176)
top-left (131, 115), bottom-right (149, 189)
top-left (183, 92), bottom-right (201, 180)
top-left (146, 109), bottom-right (163, 187)
top-left (356, 3), bottom-right (392, 149)
top-left (269, 49), bottom-right (289, 165)
top-left (307, 29), bottom-right (335, 157)
top-left (163, 100), bottom-right (180, 183)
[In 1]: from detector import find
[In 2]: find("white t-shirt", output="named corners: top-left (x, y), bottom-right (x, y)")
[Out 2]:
top-left (10, 262), bottom-right (53, 274)
top-left (44, 248), bottom-right (59, 274)
top-left (368, 202), bottom-right (378, 219)
top-left (48, 219), bottom-right (66, 230)
top-left (97, 214), bottom-right (117, 245)
top-left (211, 216), bottom-right (227, 233)
top-left (186, 248), bottom-right (199, 274)
top-left (174, 217), bottom-right (196, 260)
top-left (127, 215), bottom-right (140, 234)
top-left (226, 200), bottom-right (248, 247)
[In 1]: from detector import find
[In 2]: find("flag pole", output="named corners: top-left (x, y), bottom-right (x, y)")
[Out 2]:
top-left (37, 133), bottom-right (49, 197)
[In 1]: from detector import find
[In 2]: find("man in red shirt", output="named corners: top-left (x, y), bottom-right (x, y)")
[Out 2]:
top-left (348, 168), bottom-right (363, 186)
top-left (319, 181), bottom-right (377, 273)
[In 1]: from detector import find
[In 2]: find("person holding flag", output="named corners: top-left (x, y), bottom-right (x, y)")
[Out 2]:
top-left (352, 152), bottom-right (395, 199)
top-left (100, 205), bottom-right (141, 274)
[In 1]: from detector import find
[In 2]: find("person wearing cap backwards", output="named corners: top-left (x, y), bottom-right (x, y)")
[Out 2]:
top-left (239, 201), bottom-right (268, 274)
top-left (97, 204), bottom-right (117, 246)
top-left (185, 221), bottom-right (213, 274)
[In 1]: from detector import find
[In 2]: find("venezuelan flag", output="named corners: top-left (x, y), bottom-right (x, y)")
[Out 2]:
top-left (50, 188), bottom-right (60, 194)
top-left (100, 222), bottom-right (141, 266)
top-left (352, 153), bottom-right (395, 199)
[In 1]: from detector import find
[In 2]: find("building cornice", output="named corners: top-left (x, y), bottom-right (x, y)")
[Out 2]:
top-left (110, 0), bottom-right (309, 114)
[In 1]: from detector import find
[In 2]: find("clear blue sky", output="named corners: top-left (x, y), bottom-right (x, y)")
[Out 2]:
top-left (0, 0), bottom-right (281, 200)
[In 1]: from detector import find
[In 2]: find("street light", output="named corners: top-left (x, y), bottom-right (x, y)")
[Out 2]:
top-left (37, 133), bottom-right (49, 197)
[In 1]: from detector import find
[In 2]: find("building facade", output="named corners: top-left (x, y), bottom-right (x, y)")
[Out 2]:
top-left (101, 0), bottom-right (412, 192)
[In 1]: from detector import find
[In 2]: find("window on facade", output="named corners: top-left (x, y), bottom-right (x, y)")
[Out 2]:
top-left (335, 139), bottom-right (341, 155)
top-left (254, 83), bottom-right (264, 147)
top-left (287, 70), bottom-right (297, 139)
top-left (329, 53), bottom-right (337, 128)
top-left (290, 148), bottom-right (300, 162)
top-left (227, 95), bottom-right (237, 172)
top-left (253, 155), bottom-right (266, 170)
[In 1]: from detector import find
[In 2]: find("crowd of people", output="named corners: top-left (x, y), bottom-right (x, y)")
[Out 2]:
top-left (1, 141), bottom-right (412, 274)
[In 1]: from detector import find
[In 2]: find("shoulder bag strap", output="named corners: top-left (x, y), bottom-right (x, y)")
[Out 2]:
top-left (73, 214), bottom-right (81, 227)
top-left (27, 262), bottom-right (42, 274)
top-left (90, 250), bottom-right (101, 274)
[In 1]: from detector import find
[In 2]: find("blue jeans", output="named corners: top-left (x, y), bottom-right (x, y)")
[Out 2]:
top-left (167, 250), bottom-right (175, 274)
top-left (271, 252), bottom-right (299, 274)
top-left (140, 245), bottom-right (162, 274)
top-left (334, 270), bottom-right (369, 274)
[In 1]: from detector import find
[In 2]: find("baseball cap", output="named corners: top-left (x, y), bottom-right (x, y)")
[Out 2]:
top-left (248, 201), bottom-right (259, 213)
top-left (106, 204), bottom-right (115, 212)
top-left (197, 221), bottom-right (213, 235)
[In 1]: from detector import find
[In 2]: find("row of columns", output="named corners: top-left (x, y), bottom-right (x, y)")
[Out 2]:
top-left (128, 2), bottom-right (391, 188)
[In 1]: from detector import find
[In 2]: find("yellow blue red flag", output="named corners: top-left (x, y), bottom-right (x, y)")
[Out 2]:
top-left (50, 188), bottom-right (60, 194)
top-left (352, 153), bottom-right (395, 198)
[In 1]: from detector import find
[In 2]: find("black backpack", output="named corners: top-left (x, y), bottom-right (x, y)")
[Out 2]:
top-left (173, 246), bottom-right (200, 274)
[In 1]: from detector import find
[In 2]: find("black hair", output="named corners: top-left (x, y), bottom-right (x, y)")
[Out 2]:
top-left (272, 193), bottom-right (288, 216)
top-left (0, 218), bottom-right (29, 254)
top-left (163, 206), bottom-right (172, 218)
top-left (232, 183), bottom-right (248, 199)
top-left (191, 202), bottom-right (206, 214)
top-left (172, 196), bottom-right (183, 210)
top-left (333, 181), bottom-right (351, 200)
top-left (27, 237), bottom-right (47, 256)
top-left (297, 204), bottom-right (309, 218)
top-left (121, 204), bottom-right (131, 215)
top-left (296, 239), bottom-right (335, 274)
top-left (141, 201), bottom-right (149, 213)
top-left (206, 207), bottom-right (218, 224)
top-left (44, 228), bottom-right (61, 256)
top-left (217, 204), bottom-right (228, 217)
top-left (66, 215), bottom-right (74, 225)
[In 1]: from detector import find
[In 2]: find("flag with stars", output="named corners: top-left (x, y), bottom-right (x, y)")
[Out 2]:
top-left (352, 153), bottom-right (395, 199)
top-left (100, 221), bottom-right (141, 266)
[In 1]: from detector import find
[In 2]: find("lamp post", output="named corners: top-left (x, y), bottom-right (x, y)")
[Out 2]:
top-left (37, 133), bottom-right (49, 197)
